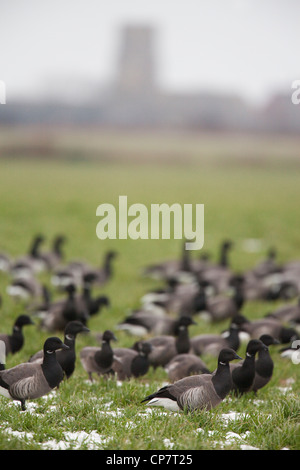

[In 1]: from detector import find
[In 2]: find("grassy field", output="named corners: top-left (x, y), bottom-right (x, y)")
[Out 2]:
top-left (0, 128), bottom-right (299, 451)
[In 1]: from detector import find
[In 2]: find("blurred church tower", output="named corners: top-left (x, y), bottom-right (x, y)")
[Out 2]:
top-left (115, 25), bottom-right (157, 96)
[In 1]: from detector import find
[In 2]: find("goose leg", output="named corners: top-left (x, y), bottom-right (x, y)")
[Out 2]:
top-left (20, 399), bottom-right (26, 411)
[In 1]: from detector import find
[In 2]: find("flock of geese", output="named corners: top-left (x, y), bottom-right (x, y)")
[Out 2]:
top-left (0, 235), bottom-right (299, 413)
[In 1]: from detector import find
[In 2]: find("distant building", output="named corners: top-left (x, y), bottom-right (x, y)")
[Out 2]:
top-left (115, 25), bottom-right (157, 96)
top-left (0, 24), bottom-right (299, 134)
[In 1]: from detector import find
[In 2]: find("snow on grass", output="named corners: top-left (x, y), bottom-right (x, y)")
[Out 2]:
top-left (219, 411), bottom-right (249, 423)
top-left (41, 431), bottom-right (113, 450)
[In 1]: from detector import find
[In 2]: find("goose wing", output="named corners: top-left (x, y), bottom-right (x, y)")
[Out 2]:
top-left (0, 363), bottom-right (49, 399)
top-left (178, 379), bottom-right (218, 411)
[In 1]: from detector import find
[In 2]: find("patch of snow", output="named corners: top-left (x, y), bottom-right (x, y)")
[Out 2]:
top-left (3, 427), bottom-right (34, 441)
top-left (220, 411), bottom-right (248, 423)
top-left (41, 430), bottom-right (112, 450)
top-left (163, 438), bottom-right (175, 449)
top-left (240, 444), bottom-right (260, 450)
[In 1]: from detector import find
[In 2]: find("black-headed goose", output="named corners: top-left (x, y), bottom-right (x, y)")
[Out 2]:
top-left (112, 341), bottom-right (153, 380)
top-left (229, 339), bottom-right (268, 395)
top-left (29, 321), bottom-right (89, 380)
top-left (250, 334), bottom-right (279, 393)
top-left (142, 243), bottom-right (193, 282)
top-left (265, 298), bottom-right (300, 328)
top-left (39, 235), bottom-right (66, 270)
top-left (141, 348), bottom-right (241, 412)
top-left (81, 277), bottom-right (110, 317)
top-left (250, 247), bottom-right (282, 279)
top-left (190, 319), bottom-right (241, 357)
top-left (0, 337), bottom-right (69, 411)
top-left (0, 315), bottom-right (34, 355)
top-left (199, 240), bottom-right (234, 294)
top-left (10, 235), bottom-right (46, 277)
top-left (146, 316), bottom-right (196, 369)
top-left (81, 251), bottom-right (118, 287)
top-left (39, 284), bottom-right (90, 332)
top-left (80, 330), bottom-right (117, 382)
top-left (236, 315), bottom-right (299, 344)
top-left (6, 276), bottom-right (46, 302)
top-left (195, 277), bottom-right (245, 323)
top-left (117, 306), bottom-right (187, 337)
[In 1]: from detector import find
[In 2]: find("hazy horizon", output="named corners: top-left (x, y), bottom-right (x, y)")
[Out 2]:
top-left (0, 0), bottom-right (299, 106)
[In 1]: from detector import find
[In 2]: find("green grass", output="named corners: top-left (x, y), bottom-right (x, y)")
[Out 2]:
top-left (0, 129), bottom-right (299, 450)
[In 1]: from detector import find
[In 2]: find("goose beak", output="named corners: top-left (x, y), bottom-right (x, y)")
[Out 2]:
top-left (60, 343), bottom-right (70, 351)
top-left (234, 353), bottom-right (243, 360)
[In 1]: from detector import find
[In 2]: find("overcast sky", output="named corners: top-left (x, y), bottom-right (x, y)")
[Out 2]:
top-left (0, 0), bottom-right (299, 105)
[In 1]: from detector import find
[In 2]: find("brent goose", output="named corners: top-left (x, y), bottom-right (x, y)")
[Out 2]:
top-left (80, 330), bottom-right (117, 381)
top-left (81, 251), bottom-right (118, 287)
top-left (0, 315), bottom-right (34, 355)
top-left (250, 334), bottom-right (279, 393)
top-left (39, 235), bottom-right (66, 270)
top-left (195, 277), bottom-right (245, 323)
top-left (146, 316), bottom-right (196, 369)
top-left (142, 243), bottom-right (193, 281)
top-left (7, 276), bottom-right (46, 301)
top-left (265, 298), bottom-right (300, 327)
top-left (190, 318), bottom-right (241, 357)
top-left (29, 321), bottom-right (89, 380)
top-left (10, 235), bottom-right (45, 277)
top-left (116, 304), bottom-right (174, 337)
top-left (229, 339), bottom-right (268, 395)
top-left (112, 341), bottom-right (153, 380)
top-left (236, 315), bottom-right (299, 343)
top-left (81, 277), bottom-right (110, 317)
top-left (165, 353), bottom-right (211, 383)
top-left (141, 348), bottom-right (241, 412)
top-left (39, 284), bottom-right (90, 332)
top-left (0, 337), bottom-right (69, 411)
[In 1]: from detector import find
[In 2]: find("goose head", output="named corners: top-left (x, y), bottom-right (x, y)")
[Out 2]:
top-left (259, 334), bottom-right (280, 347)
top-left (43, 337), bottom-right (69, 354)
top-left (65, 321), bottom-right (90, 337)
top-left (246, 339), bottom-right (268, 357)
top-left (102, 330), bottom-right (117, 343)
top-left (218, 348), bottom-right (242, 364)
top-left (14, 315), bottom-right (35, 329)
